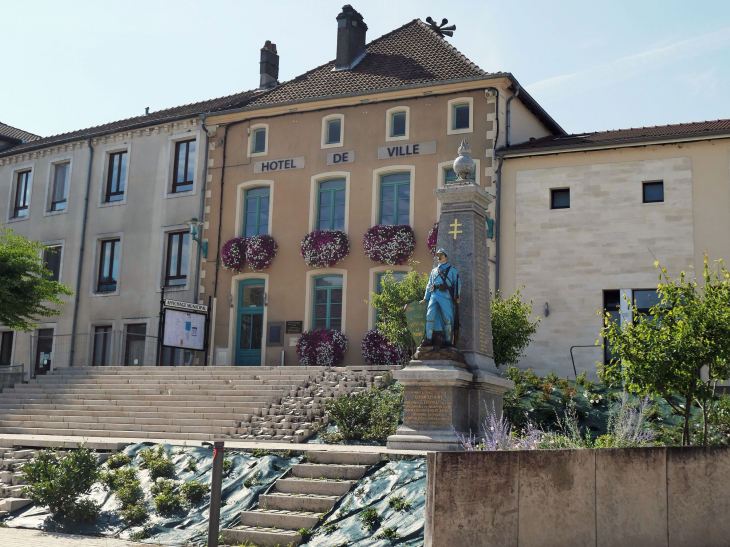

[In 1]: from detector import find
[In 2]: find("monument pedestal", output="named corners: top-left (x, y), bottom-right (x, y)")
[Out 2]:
top-left (386, 360), bottom-right (512, 451)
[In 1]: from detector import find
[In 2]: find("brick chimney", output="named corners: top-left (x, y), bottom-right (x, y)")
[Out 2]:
top-left (260, 41), bottom-right (279, 89)
top-left (335, 5), bottom-right (367, 70)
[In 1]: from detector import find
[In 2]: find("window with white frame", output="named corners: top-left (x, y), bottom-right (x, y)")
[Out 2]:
top-left (13, 170), bottom-right (31, 218)
top-left (123, 323), bottom-right (147, 366)
top-left (249, 124), bottom-right (269, 156)
top-left (172, 140), bottom-right (196, 193)
top-left (321, 114), bottom-right (344, 148)
top-left (0, 331), bottom-right (13, 367)
top-left (43, 245), bottom-right (62, 283)
top-left (97, 238), bottom-right (120, 293)
top-left (447, 97), bottom-right (474, 135)
top-left (92, 325), bottom-right (113, 366)
top-left (105, 151), bottom-right (128, 203)
top-left (385, 107), bottom-right (409, 142)
top-left (50, 162), bottom-right (69, 211)
top-left (164, 231), bottom-right (190, 287)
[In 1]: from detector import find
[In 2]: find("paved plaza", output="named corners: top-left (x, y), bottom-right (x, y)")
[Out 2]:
top-left (0, 527), bottom-right (174, 546)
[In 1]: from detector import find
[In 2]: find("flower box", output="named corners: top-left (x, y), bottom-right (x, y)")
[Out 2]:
top-left (296, 329), bottom-right (348, 367)
top-left (363, 224), bottom-right (416, 265)
top-left (300, 230), bottom-right (350, 268)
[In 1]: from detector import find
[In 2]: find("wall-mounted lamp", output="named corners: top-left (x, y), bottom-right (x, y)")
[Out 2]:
top-left (228, 294), bottom-right (234, 308)
top-left (545, 302), bottom-right (549, 317)
top-left (184, 217), bottom-right (207, 258)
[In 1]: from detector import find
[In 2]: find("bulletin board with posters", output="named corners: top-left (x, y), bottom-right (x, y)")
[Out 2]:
top-left (161, 299), bottom-right (209, 351)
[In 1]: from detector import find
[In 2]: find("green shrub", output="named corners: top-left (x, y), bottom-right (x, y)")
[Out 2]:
top-left (375, 527), bottom-right (400, 541)
top-left (243, 470), bottom-right (262, 488)
top-left (180, 480), bottom-right (209, 505)
top-left (358, 507), bottom-right (380, 530)
top-left (139, 447), bottom-right (175, 481)
top-left (388, 494), bottom-right (411, 511)
top-left (298, 527), bottom-right (313, 541)
top-left (117, 482), bottom-right (144, 508)
top-left (151, 478), bottom-right (183, 514)
top-left (106, 452), bottom-right (132, 470)
top-left (20, 445), bottom-right (100, 520)
top-left (101, 466), bottom-right (138, 490)
top-left (323, 384), bottom-right (404, 444)
top-left (129, 524), bottom-right (153, 540)
top-left (222, 458), bottom-right (232, 474)
top-left (121, 502), bottom-right (148, 525)
top-left (185, 459), bottom-right (196, 472)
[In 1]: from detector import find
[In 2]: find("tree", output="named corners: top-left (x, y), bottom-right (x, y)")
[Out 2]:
top-left (601, 256), bottom-right (730, 445)
top-left (490, 288), bottom-right (540, 367)
top-left (0, 225), bottom-right (74, 330)
top-left (369, 263), bottom-right (429, 356)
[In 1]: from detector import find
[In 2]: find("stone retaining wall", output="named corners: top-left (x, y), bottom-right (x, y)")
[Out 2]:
top-left (425, 447), bottom-right (730, 547)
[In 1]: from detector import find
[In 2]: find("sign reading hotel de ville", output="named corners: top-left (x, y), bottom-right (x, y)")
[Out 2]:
top-left (254, 156), bottom-right (305, 173)
top-left (326, 150), bottom-right (355, 165)
top-left (377, 141), bottom-right (436, 160)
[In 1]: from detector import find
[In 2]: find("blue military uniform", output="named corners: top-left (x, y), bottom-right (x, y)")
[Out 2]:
top-left (423, 250), bottom-right (461, 344)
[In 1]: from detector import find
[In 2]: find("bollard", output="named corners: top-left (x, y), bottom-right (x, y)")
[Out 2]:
top-left (207, 440), bottom-right (225, 547)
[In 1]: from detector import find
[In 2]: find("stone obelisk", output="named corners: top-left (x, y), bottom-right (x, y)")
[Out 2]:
top-left (387, 141), bottom-right (512, 451)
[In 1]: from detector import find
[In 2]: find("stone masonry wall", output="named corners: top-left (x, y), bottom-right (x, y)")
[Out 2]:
top-left (514, 157), bottom-right (694, 377)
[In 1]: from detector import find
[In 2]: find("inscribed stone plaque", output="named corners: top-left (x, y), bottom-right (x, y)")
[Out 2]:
top-left (405, 300), bottom-right (427, 347)
top-left (404, 385), bottom-right (453, 430)
top-left (285, 321), bottom-right (303, 334)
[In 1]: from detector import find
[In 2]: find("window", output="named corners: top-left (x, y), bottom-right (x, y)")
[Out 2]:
top-left (375, 271), bottom-right (407, 325)
top-left (92, 326), bottom-right (112, 366)
top-left (106, 151), bottom-right (127, 202)
top-left (14, 170), bottom-right (31, 218)
top-left (123, 323), bottom-right (146, 366)
top-left (326, 119), bottom-right (342, 144)
top-left (444, 168), bottom-right (459, 184)
top-left (313, 275), bottom-right (343, 331)
top-left (51, 163), bottom-right (69, 211)
top-left (390, 112), bottom-right (406, 138)
top-left (603, 290), bottom-right (620, 364)
top-left (643, 181), bottom-right (664, 203)
top-left (243, 187), bottom-right (270, 237)
top-left (453, 104), bottom-right (470, 130)
top-left (317, 179), bottom-right (346, 231)
top-left (97, 239), bottom-right (120, 293)
top-left (44, 245), bottom-right (62, 283)
top-left (252, 128), bottom-right (266, 154)
top-left (165, 231), bottom-right (189, 287)
top-left (380, 172), bottom-right (410, 226)
top-left (172, 140), bottom-right (196, 193)
top-left (0, 332), bottom-right (13, 367)
top-left (633, 289), bottom-right (660, 320)
top-left (551, 188), bottom-right (570, 209)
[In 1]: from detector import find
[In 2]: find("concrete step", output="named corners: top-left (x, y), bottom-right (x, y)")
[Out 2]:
top-left (291, 463), bottom-right (368, 481)
top-left (0, 403), bottom-right (259, 414)
top-left (221, 526), bottom-right (301, 547)
top-left (0, 392), bottom-right (277, 402)
top-left (304, 450), bottom-right (381, 466)
top-left (0, 396), bottom-right (275, 406)
top-left (259, 492), bottom-right (338, 513)
top-left (0, 426), bottom-right (219, 440)
top-left (0, 409), bottom-right (242, 420)
top-left (238, 508), bottom-right (320, 529)
top-left (0, 415), bottom-right (239, 427)
top-left (0, 497), bottom-right (32, 512)
top-left (275, 477), bottom-right (353, 496)
top-left (0, 420), bottom-right (234, 434)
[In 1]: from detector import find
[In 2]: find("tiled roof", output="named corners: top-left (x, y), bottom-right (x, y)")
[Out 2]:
top-left (0, 122), bottom-right (40, 143)
top-left (246, 19), bottom-right (489, 106)
top-left (502, 118), bottom-right (730, 154)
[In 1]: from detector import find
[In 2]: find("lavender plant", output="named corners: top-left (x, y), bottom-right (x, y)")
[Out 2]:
top-left (596, 392), bottom-right (655, 447)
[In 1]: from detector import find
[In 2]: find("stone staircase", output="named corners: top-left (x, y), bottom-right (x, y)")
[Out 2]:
top-left (223, 450), bottom-right (379, 546)
top-left (0, 366), bottom-right (393, 442)
top-left (0, 444), bottom-right (36, 517)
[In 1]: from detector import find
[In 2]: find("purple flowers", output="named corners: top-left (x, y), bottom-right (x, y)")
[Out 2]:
top-left (363, 225), bottom-right (416, 265)
top-left (301, 230), bottom-right (350, 268)
top-left (246, 234), bottom-right (278, 272)
top-left (221, 237), bottom-right (248, 271)
top-left (296, 329), bottom-right (348, 367)
top-left (361, 330), bottom-right (407, 367)
top-left (427, 222), bottom-right (439, 257)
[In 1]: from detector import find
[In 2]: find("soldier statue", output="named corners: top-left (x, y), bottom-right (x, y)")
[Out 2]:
top-left (420, 248), bottom-right (461, 349)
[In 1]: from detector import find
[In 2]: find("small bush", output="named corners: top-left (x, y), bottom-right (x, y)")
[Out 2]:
top-left (222, 458), bottom-right (233, 474)
top-left (376, 527), bottom-right (400, 541)
top-left (139, 447), bottom-right (175, 481)
top-left (388, 494), bottom-right (411, 511)
top-left (359, 507), bottom-right (380, 530)
top-left (180, 480), bottom-right (209, 505)
top-left (117, 482), bottom-right (144, 508)
top-left (323, 384), bottom-right (404, 444)
top-left (185, 459), bottom-right (197, 472)
top-left (323, 523), bottom-right (339, 534)
top-left (101, 466), bottom-right (138, 491)
top-left (129, 524), bottom-right (154, 541)
top-left (298, 528), bottom-right (313, 541)
top-left (244, 470), bottom-right (262, 488)
top-left (106, 452), bottom-right (132, 470)
top-left (153, 481), bottom-right (184, 515)
top-left (21, 445), bottom-right (101, 520)
top-left (121, 503), bottom-right (148, 526)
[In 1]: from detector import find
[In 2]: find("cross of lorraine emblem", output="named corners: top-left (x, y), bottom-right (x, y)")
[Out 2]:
top-left (448, 218), bottom-right (462, 240)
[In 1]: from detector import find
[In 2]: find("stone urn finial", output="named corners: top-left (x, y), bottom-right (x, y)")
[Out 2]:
top-left (452, 139), bottom-right (476, 183)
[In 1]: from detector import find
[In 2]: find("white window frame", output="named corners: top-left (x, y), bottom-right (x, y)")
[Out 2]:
top-left (385, 106), bottom-right (410, 142)
top-left (235, 180), bottom-right (274, 238)
top-left (120, 318), bottom-right (151, 366)
top-left (156, 224), bottom-right (194, 293)
top-left (43, 155), bottom-right (73, 217)
top-left (164, 130), bottom-right (202, 199)
top-left (89, 232), bottom-right (124, 297)
top-left (303, 268), bottom-right (347, 333)
top-left (41, 239), bottom-right (66, 285)
top-left (368, 265), bottom-right (412, 330)
top-left (86, 319), bottom-right (117, 367)
top-left (309, 171), bottom-right (351, 233)
top-left (5, 161), bottom-right (35, 223)
top-left (226, 272), bottom-right (269, 367)
top-left (371, 165), bottom-right (416, 228)
top-left (447, 97), bottom-right (474, 135)
top-left (247, 123), bottom-right (269, 158)
top-left (321, 114), bottom-right (345, 149)
top-left (98, 142), bottom-right (132, 208)
top-left (435, 159), bottom-right (481, 217)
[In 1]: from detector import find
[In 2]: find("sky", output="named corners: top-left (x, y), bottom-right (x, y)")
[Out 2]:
top-left (2, 0), bottom-right (730, 138)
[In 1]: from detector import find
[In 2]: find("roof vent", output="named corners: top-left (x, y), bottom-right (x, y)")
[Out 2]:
top-left (335, 5), bottom-right (367, 70)
top-left (260, 41), bottom-right (279, 90)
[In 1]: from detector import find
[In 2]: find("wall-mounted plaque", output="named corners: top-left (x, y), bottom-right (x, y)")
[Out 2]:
top-left (327, 150), bottom-right (355, 165)
top-left (254, 156), bottom-right (305, 173)
top-left (377, 141), bottom-right (436, 160)
top-left (286, 321), bottom-right (303, 334)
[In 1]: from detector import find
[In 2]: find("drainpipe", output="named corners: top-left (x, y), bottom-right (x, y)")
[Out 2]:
top-left (494, 155), bottom-right (504, 294)
top-left (194, 115), bottom-right (210, 303)
top-left (506, 84), bottom-right (521, 147)
top-left (69, 137), bottom-right (94, 367)
top-left (484, 87), bottom-right (500, 158)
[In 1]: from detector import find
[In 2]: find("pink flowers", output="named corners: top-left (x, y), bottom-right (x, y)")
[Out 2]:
top-left (363, 225), bottom-right (416, 265)
top-left (427, 222), bottom-right (439, 257)
top-left (301, 230), bottom-right (350, 268)
top-left (221, 237), bottom-right (247, 271)
top-left (296, 329), bottom-right (348, 367)
top-left (361, 330), bottom-right (406, 367)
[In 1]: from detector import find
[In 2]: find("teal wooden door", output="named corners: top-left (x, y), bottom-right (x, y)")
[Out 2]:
top-left (235, 279), bottom-right (265, 366)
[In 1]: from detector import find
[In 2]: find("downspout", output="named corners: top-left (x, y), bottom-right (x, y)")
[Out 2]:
top-left (194, 115), bottom-right (210, 303)
top-left (68, 137), bottom-right (94, 367)
top-left (506, 84), bottom-right (520, 147)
